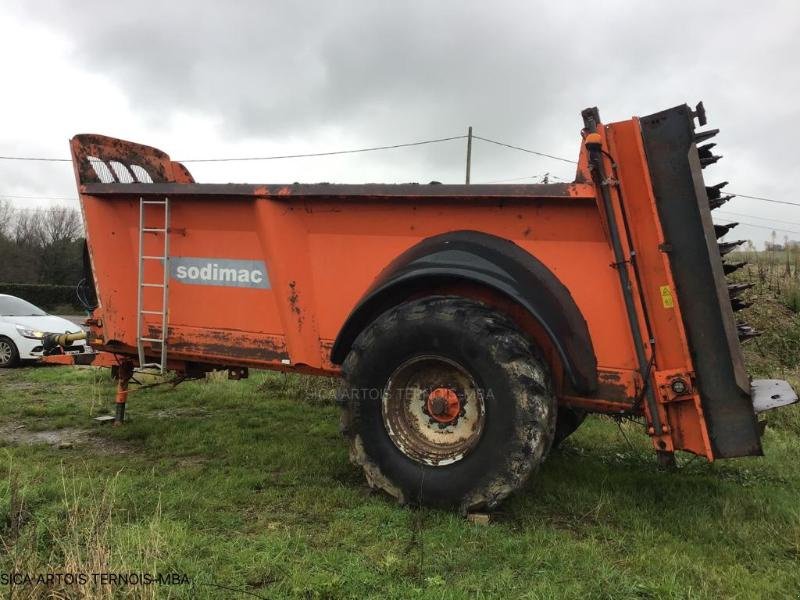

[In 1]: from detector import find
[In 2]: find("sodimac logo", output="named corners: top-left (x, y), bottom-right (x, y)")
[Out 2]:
top-left (170, 258), bottom-right (270, 289)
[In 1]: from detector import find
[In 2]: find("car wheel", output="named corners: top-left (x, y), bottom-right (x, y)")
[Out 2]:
top-left (0, 336), bottom-right (20, 368)
top-left (338, 296), bottom-right (556, 513)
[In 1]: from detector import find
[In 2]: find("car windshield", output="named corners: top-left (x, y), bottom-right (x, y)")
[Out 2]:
top-left (0, 296), bottom-right (47, 317)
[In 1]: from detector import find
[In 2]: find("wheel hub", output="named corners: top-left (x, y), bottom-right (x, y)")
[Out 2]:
top-left (425, 387), bottom-right (462, 424)
top-left (382, 355), bottom-right (485, 466)
top-left (0, 341), bottom-right (11, 364)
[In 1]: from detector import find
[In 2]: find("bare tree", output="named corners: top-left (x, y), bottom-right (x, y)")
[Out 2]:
top-left (37, 208), bottom-right (84, 286)
top-left (39, 207), bottom-right (83, 245)
top-left (0, 200), bottom-right (13, 237)
top-left (13, 210), bottom-right (44, 247)
top-left (12, 207), bottom-right (82, 247)
top-left (1, 206), bottom-right (84, 285)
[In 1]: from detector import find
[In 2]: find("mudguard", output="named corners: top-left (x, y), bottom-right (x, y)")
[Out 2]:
top-left (331, 230), bottom-right (598, 394)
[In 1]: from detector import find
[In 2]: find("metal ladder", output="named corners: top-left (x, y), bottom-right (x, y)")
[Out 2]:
top-left (136, 197), bottom-right (170, 372)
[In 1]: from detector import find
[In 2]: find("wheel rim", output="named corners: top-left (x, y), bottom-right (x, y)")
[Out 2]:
top-left (0, 341), bottom-right (12, 365)
top-left (382, 355), bottom-right (485, 466)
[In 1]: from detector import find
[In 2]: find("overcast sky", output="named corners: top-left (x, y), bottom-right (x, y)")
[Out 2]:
top-left (1, 0), bottom-right (798, 246)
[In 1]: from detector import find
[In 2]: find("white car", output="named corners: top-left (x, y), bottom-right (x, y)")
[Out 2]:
top-left (0, 294), bottom-right (88, 367)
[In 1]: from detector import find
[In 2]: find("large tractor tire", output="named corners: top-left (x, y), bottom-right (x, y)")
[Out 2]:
top-left (338, 296), bottom-right (556, 513)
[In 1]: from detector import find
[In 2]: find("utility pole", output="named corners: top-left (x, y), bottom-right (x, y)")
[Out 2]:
top-left (465, 126), bottom-right (473, 184)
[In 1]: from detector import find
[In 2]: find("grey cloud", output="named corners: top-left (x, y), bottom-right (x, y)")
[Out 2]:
top-left (13, 1), bottom-right (763, 142)
top-left (4, 0), bottom-right (800, 243)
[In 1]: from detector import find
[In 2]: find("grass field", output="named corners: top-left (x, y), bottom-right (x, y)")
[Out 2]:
top-left (2, 255), bottom-right (800, 599)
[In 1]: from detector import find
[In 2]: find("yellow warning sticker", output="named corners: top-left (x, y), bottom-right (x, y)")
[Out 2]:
top-left (660, 285), bottom-right (674, 309)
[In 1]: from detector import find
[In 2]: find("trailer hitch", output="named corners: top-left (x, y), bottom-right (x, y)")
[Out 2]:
top-left (42, 331), bottom-right (88, 354)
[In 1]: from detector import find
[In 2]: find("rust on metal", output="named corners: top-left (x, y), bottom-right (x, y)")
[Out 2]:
top-left (288, 280), bottom-right (303, 331)
top-left (382, 355), bottom-right (484, 466)
top-left (153, 327), bottom-right (290, 364)
top-left (71, 134), bottom-right (193, 185)
top-left (114, 360), bottom-right (134, 426)
top-left (40, 351), bottom-right (118, 368)
top-left (80, 181), bottom-right (596, 201)
top-left (594, 369), bottom-right (637, 403)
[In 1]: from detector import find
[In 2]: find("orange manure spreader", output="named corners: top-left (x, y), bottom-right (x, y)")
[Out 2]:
top-left (53, 102), bottom-right (798, 512)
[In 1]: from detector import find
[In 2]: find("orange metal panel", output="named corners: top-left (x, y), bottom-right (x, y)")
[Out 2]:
top-left (83, 190), bottom-right (640, 379)
top-left (605, 119), bottom-right (713, 459)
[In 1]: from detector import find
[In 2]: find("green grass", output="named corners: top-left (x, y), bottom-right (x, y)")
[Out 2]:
top-left (2, 255), bottom-right (800, 598)
top-left (2, 370), bottom-right (799, 599)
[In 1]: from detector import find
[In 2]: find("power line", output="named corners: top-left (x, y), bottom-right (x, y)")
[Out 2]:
top-left (476, 174), bottom-right (543, 184)
top-left (715, 218), bottom-right (800, 235)
top-left (176, 135), bottom-right (468, 162)
top-left (0, 155), bottom-right (70, 162)
top-left (0, 131), bottom-right (796, 213)
top-left (727, 191), bottom-right (800, 208)
top-left (475, 173), bottom-right (568, 185)
top-left (0, 193), bottom-right (76, 201)
top-left (0, 133), bottom-right (577, 165)
top-left (0, 135), bottom-right (469, 164)
top-left (472, 135), bottom-right (578, 164)
top-left (717, 210), bottom-right (800, 228)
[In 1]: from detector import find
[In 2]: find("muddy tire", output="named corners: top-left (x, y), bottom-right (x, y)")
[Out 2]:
top-left (0, 336), bottom-right (20, 368)
top-left (552, 407), bottom-right (587, 448)
top-left (338, 296), bottom-right (556, 512)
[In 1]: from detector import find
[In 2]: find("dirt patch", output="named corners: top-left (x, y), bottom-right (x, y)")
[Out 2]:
top-left (0, 424), bottom-right (133, 454)
top-left (0, 380), bottom-right (40, 392)
top-left (176, 455), bottom-right (208, 468)
top-left (152, 407), bottom-right (209, 419)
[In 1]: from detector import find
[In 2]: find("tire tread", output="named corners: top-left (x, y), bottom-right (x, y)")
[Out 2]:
top-left (339, 295), bottom-right (556, 512)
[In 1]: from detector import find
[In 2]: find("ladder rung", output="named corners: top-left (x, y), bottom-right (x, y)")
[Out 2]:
top-left (141, 255), bottom-right (166, 260)
top-left (143, 228), bottom-right (167, 233)
top-left (141, 363), bottom-right (163, 369)
top-left (142, 283), bottom-right (164, 288)
top-left (139, 310), bottom-right (163, 315)
top-left (142, 200), bottom-right (168, 205)
top-left (140, 337), bottom-right (164, 343)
